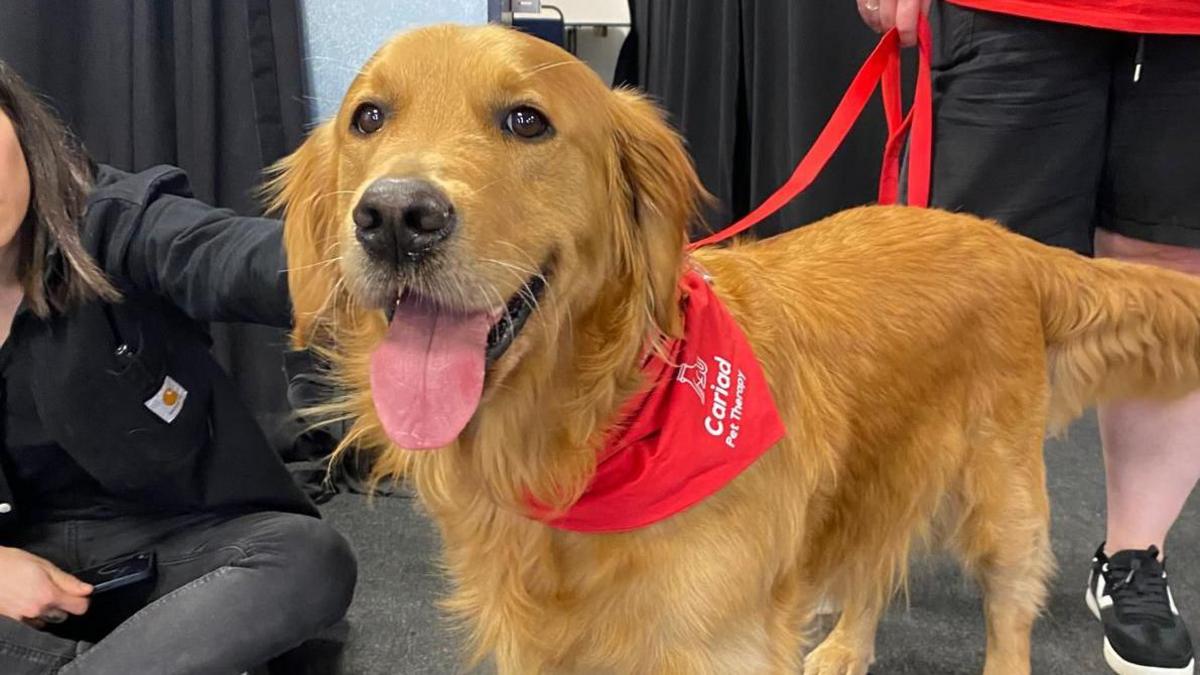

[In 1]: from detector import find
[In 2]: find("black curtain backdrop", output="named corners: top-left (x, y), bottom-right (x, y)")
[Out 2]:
top-left (616, 0), bottom-right (917, 238)
top-left (0, 0), bottom-right (310, 458)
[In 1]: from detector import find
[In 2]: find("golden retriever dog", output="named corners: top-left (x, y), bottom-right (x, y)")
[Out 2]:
top-left (269, 24), bottom-right (1200, 675)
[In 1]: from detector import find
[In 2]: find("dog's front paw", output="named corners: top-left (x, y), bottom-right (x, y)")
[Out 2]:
top-left (803, 640), bottom-right (872, 675)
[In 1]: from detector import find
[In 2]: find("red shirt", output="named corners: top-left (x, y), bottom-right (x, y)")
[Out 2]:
top-left (949, 0), bottom-right (1200, 34)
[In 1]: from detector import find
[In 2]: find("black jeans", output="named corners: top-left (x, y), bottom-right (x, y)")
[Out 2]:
top-left (0, 510), bottom-right (356, 674)
top-left (928, 1), bottom-right (1200, 255)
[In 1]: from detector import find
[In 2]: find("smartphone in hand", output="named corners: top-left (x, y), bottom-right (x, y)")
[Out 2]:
top-left (74, 552), bottom-right (156, 595)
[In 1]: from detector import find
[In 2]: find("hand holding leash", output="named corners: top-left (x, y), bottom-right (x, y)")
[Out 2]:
top-left (858, 0), bottom-right (932, 47)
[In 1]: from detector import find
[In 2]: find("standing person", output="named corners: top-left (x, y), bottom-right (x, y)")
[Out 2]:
top-left (0, 61), bottom-right (357, 674)
top-left (858, 1), bottom-right (1199, 673)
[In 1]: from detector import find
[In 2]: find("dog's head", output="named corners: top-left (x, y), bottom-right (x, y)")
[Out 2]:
top-left (271, 25), bottom-right (704, 451)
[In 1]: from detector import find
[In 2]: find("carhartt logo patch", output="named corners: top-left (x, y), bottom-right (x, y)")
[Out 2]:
top-left (145, 376), bottom-right (187, 423)
top-left (676, 358), bottom-right (708, 403)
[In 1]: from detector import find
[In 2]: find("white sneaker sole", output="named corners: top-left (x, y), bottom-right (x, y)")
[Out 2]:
top-left (1087, 587), bottom-right (1195, 675)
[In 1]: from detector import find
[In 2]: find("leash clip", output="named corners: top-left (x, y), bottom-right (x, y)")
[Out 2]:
top-left (685, 257), bottom-right (714, 284)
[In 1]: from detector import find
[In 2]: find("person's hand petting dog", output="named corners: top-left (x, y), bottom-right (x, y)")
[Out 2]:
top-left (857, 0), bottom-right (932, 46)
top-left (0, 547), bottom-right (92, 629)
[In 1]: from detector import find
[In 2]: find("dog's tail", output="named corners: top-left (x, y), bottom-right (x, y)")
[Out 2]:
top-left (1030, 244), bottom-right (1200, 432)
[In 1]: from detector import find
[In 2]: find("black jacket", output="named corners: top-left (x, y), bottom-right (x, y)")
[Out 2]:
top-left (0, 164), bottom-right (316, 534)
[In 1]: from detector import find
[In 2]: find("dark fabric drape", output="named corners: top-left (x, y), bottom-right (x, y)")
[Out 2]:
top-left (0, 0), bottom-right (310, 457)
top-left (617, 0), bottom-right (916, 237)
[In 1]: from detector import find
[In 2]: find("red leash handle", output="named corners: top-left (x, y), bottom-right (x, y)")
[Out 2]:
top-left (879, 17), bottom-right (933, 207)
top-left (688, 17), bottom-right (933, 251)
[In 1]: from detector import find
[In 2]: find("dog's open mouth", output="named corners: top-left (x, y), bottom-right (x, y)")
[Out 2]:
top-left (484, 272), bottom-right (547, 365)
top-left (369, 269), bottom-right (549, 450)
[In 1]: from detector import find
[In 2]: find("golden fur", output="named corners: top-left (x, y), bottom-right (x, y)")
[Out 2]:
top-left (269, 25), bottom-right (1200, 674)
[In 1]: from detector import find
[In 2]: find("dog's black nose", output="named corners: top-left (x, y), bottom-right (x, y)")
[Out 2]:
top-left (353, 178), bottom-right (455, 263)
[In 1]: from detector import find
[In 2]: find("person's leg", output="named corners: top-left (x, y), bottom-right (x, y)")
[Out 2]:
top-left (1101, 394), bottom-right (1200, 555)
top-left (1096, 33), bottom-right (1200, 558)
top-left (1087, 32), bottom-right (1200, 675)
top-left (57, 511), bottom-right (356, 675)
top-left (0, 616), bottom-right (87, 675)
top-left (927, 0), bottom-right (1118, 254)
top-left (1096, 236), bottom-right (1200, 556)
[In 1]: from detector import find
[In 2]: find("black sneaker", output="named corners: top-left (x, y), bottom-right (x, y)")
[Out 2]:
top-left (1087, 544), bottom-right (1195, 674)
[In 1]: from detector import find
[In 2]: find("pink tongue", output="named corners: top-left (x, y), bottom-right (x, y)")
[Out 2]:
top-left (369, 300), bottom-right (493, 450)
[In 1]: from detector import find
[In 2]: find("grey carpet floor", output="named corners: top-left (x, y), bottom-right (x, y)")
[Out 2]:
top-left (320, 412), bottom-right (1200, 674)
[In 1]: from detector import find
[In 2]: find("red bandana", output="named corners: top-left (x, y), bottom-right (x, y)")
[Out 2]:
top-left (530, 268), bottom-right (785, 533)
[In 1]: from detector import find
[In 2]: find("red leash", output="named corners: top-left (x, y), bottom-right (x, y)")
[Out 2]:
top-left (688, 17), bottom-right (933, 251)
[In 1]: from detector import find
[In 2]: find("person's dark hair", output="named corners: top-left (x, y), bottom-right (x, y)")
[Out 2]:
top-left (0, 60), bottom-right (117, 316)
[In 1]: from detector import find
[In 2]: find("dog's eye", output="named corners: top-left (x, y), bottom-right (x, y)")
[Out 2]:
top-left (352, 103), bottom-right (385, 135)
top-left (503, 106), bottom-right (551, 140)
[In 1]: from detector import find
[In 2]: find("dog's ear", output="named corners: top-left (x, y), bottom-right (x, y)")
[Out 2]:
top-left (607, 89), bottom-right (707, 337)
top-left (265, 122), bottom-right (340, 349)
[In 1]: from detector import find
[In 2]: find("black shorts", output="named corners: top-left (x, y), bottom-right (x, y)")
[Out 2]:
top-left (927, 1), bottom-right (1200, 255)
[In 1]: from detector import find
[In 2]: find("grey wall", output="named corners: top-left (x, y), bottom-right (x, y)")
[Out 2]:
top-left (300, 0), bottom-right (489, 122)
